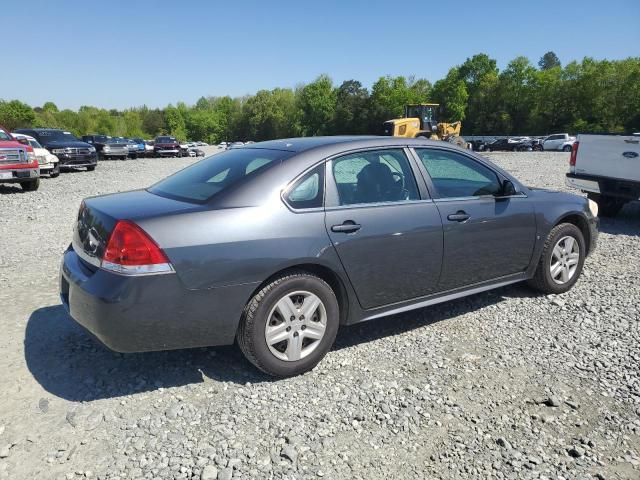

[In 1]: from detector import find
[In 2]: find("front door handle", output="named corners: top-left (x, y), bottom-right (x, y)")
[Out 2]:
top-left (331, 221), bottom-right (361, 233)
top-left (447, 211), bottom-right (470, 222)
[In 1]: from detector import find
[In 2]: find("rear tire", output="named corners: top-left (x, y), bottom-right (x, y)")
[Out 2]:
top-left (20, 178), bottom-right (40, 191)
top-left (563, 145), bottom-right (572, 152)
top-left (237, 271), bottom-right (339, 377)
top-left (587, 193), bottom-right (625, 217)
top-left (528, 223), bottom-right (585, 294)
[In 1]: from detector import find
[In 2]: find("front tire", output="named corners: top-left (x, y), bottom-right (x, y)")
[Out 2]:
top-left (86, 166), bottom-right (96, 171)
top-left (237, 272), bottom-right (339, 377)
top-left (50, 164), bottom-right (60, 178)
top-left (528, 223), bottom-right (585, 294)
top-left (20, 178), bottom-right (40, 191)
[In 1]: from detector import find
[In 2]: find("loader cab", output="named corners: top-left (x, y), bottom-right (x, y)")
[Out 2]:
top-left (405, 104), bottom-right (440, 133)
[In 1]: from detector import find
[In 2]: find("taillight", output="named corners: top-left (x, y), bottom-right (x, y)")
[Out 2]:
top-left (569, 141), bottom-right (579, 173)
top-left (101, 220), bottom-right (173, 275)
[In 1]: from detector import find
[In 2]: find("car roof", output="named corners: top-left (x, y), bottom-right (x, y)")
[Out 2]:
top-left (241, 135), bottom-right (446, 153)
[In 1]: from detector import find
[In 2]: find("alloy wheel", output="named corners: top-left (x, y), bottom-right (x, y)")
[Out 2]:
top-left (550, 235), bottom-right (580, 284)
top-left (264, 290), bottom-right (327, 361)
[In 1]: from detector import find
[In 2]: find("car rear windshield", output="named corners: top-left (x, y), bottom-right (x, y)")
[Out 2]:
top-left (148, 148), bottom-right (293, 203)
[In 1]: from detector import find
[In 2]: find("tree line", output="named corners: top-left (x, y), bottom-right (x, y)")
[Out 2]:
top-left (1, 52), bottom-right (638, 142)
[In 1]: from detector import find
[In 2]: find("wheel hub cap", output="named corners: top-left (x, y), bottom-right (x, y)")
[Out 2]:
top-left (265, 291), bottom-right (327, 362)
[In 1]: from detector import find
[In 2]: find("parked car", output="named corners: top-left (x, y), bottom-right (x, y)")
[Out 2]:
top-left (130, 138), bottom-right (147, 158)
top-left (468, 138), bottom-right (496, 152)
top-left (0, 125), bottom-right (40, 191)
top-left (81, 134), bottom-right (111, 159)
top-left (101, 138), bottom-right (130, 160)
top-left (192, 148), bottom-right (205, 157)
top-left (12, 132), bottom-right (60, 177)
top-left (543, 133), bottom-right (576, 152)
top-left (154, 136), bottom-right (181, 157)
top-left (60, 136), bottom-right (599, 377)
top-left (144, 141), bottom-right (154, 156)
top-left (566, 133), bottom-right (640, 216)
top-left (217, 142), bottom-right (229, 149)
top-left (15, 128), bottom-right (97, 171)
top-left (227, 141), bottom-right (244, 149)
top-left (485, 138), bottom-right (535, 152)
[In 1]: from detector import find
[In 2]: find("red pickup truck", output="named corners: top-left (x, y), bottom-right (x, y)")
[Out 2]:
top-left (0, 125), bottom-right (40, 191)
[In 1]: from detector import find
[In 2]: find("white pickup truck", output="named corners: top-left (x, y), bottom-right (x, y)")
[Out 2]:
top-left (543, 133), bottom-right (576, 152)
top-left (566, 133), bottom-right (640, 216)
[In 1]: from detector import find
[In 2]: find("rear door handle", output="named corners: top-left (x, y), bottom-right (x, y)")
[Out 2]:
top-left (331, 221), bottom-right (361, 233)
top-left (447, 211), bottom-right (470, 222)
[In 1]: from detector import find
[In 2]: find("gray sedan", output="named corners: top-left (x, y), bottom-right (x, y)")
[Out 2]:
top-left (60, 136), bottom-right (599, 377)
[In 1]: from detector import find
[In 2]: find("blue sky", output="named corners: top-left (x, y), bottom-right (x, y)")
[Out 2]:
top-left (5, 0), bottom-right (639, 109)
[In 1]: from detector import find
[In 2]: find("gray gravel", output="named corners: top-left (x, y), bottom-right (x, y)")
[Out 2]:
top-left (0, 151), bottom-right (638, 480)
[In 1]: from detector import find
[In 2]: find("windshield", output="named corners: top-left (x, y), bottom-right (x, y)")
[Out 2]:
top-left (36, 130), bottom-right (79, 143)
top-left (0, 129), bottom-right (12, 141)
top-left (107, 138), bottom-right (127, 144)
top-left (156, 136), bottom-right (176, 143)
top-left (149, 148), bottom-right (293, 203)
top-left (29, 139), bottom-right (43, 149)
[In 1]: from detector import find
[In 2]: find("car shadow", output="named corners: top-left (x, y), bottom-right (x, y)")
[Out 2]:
top-left (598, 201), bottom-right (640, 237)
top-left (25, 285), bottom-right (525, 402)
top-left (0, 184), bottom-right (27, 194)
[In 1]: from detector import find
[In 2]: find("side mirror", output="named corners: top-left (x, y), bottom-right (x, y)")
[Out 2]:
top-left (499, 179), bottom-right (517, 197)
top-left (17, 138), bottom-right (28, 146)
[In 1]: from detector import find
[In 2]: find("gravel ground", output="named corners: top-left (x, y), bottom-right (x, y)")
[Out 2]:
top-left (0, 151), bottom-right (638, 480)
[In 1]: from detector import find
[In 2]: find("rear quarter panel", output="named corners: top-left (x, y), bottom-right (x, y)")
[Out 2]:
top-left (139, 197), bottom-right (344, 292)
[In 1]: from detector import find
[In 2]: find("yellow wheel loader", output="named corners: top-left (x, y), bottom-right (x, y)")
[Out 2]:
top-left (382, 104), bottom-right (467, 148)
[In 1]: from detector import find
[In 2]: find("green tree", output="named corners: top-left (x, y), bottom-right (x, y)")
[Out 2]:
top-left (431, 68), bottom-right (468, 122)
top-left (332, 80), bottom-right (370, 134)
top-left (539, 51), bottom-right (561, 70)
top-left (297, 75), bottom-right (336, 136)
top-left (0, 100), bottom-right (36, 130)
top-left (164, 105), bottom-right (187, 140)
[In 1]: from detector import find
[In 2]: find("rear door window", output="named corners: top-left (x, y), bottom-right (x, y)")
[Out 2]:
top-left (331, 148), bottom-right (419, 206)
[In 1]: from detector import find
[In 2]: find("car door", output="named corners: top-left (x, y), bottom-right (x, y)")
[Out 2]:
top-left (324, 147), bottom-right (444, 310)
top-left (412, 147), bottom-right (537, 292)
top-left (544, 134), bottom-right (562, 150)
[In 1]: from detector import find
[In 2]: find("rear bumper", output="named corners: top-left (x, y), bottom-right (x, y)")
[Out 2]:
top-left (566, 173), bottom-right (640, 201)
top-left (59, 247), bottom-right (256, 353)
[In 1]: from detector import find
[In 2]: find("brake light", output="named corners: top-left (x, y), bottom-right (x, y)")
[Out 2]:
top-left (569, 141), bottom-right (579, 173)
top-left (101, 220), bottom-right (173, 275)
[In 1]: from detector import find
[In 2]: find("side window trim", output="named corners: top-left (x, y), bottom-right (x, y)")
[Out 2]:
top-left (324, 146), bottom-right (430, 209)
top-left (410, 146), bottom-right (504, 201)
